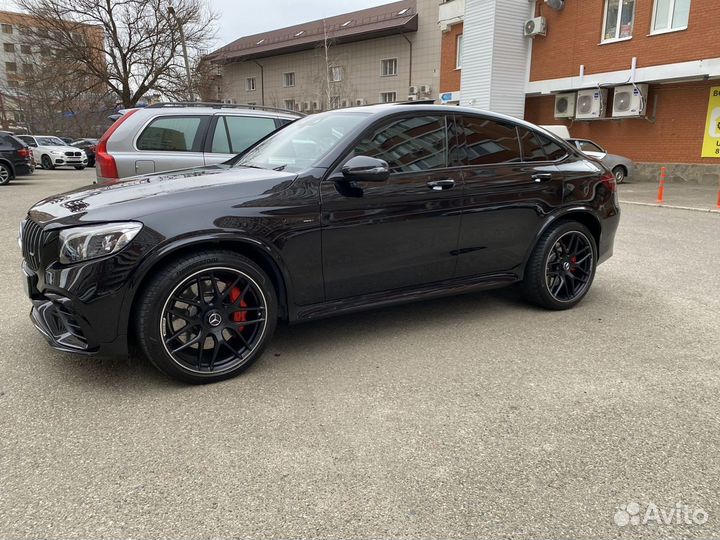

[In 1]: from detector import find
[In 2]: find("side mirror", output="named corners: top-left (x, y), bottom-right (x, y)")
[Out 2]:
top-left (340, 155), bottom-right (390, 182)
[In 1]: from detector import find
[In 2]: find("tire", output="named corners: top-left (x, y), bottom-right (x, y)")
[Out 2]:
top-left (0, 163), bottom-right (11, 185)
top-left (135, 250), bottom-right (278, 384)
top-left (74, 166), bottom-right (86, 170)
top-left (612, 166), bottom-right (626, 184)
top-left (522, 221), bottom-right (597, 310)
top-left (41, 155), bottom-right (55, 170)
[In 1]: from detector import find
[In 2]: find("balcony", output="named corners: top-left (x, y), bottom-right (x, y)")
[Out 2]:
top-left (438, 0), bottom-right (465, 31)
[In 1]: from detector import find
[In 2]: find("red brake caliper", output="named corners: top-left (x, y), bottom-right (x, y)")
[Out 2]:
top-left (229, 286), bottom-right (248, 332)
top-left (570, 255), bottom-right (577, 272)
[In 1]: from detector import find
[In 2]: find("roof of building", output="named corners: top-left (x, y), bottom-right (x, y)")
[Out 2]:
top-left (208, 0), bottom-right (417, 63)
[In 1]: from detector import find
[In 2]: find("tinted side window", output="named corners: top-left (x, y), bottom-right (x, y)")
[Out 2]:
top-left (537, 133), bottom-right (567, 161)
top-left (18, 135), bottom-right (36, 147)
top-left (518, 128), bottom-right (547, 162)
top-left (137, 116), bottom-right (204, 152)
top-left (0, 134), bottom-right (14, 148)
top-left (353, 115), bottom-right (447, 173)
top-left (211, 118), bottom-right (231, 154)
top-left (461, 116), bottom-right (521, 165)
top-left (225, 116), bottom-right (277, 154)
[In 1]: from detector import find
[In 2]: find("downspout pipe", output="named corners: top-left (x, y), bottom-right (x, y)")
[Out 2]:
top-left (252, 60), bottom-right (265, 106)
top-left (401, 33), bottom-right (413, 93)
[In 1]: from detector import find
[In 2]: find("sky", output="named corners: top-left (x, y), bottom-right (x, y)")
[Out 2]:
top-left (208, 0), bottom-right (391, 48)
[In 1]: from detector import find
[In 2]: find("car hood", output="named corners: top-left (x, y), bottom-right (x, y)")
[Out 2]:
top-left (40, 145), bottom-right (78, 152)
top-left (28, 165), bottom-right (298, 226)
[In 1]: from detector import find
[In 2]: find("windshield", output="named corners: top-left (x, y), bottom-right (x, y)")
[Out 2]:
top-left (235, 111), bottom-right (369, 172)
top-left (37, 136), bottom-right (66, 146)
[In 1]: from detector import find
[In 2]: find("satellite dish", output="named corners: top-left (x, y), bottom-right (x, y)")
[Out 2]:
top-left (544, 0), bottom-right (564, 10)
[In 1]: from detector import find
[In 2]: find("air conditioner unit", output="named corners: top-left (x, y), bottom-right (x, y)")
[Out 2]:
top-left (575, 88), bottom-right (607, 119)
top-left (355, 98), bottom-right (366, 106)
top-left (409, 85), bottom-right (418, 95)
top-left (419, 84), bottom-right (431, 94)
top-left (612, 84), bottom-right (648, 117)
top-left (222, 98), bottom-right (236, 104)
top-left (524, 17), bottom-right (547, 37)
top-left (407, 94), bottom-right (419, 101)
top-left (554, 92), bottom-right (576, 118)
top-left (341, 99), bottom-right (350, 108)
top-left (312, 100), bottom-right (321, 111)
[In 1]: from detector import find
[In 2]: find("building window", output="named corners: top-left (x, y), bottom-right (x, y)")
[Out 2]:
top-left (602, 0), bottom-right (635, 42)
top-left (381, 58), bottom-right (397, 77)
top-left (1, 24), bottom-right (13, 34)
top-left (5, 61), bottom-right (17, 72)
top-left (330, 66), bottom-right (344, 82)
top-left (456, 34), bottom-right (463, 69)
top-left (330, 96), bottom-right (341, 109)
top-left (3, 43), bottom-right (14, 53)
top-left (652, 0), bottom-right (691, 33)
top-left (283, 72), bottom-right (295, 87)
top-left (284, 99), bottom-right (296, 111)
top-left (245, 77), bottom-right (256, 91)
top-left (380, 91), bottom-right (397, 103)
top-left (20, 44), bottom-right (31, 54)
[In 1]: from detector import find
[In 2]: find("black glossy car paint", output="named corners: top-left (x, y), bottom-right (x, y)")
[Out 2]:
top-left (20, 105), bottom-right (620, 357)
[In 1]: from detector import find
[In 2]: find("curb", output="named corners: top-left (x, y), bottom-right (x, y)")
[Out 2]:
top-left (621, 200), bottom-right (720, 214)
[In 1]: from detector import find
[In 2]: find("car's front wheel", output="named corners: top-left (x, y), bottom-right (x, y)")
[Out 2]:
top-left (612, 166), bottom-right (626, 184)
top-left (41, 155), bottom-right (54, 170)
top-left (135, 251), bottom-right (278, 383)
top-left (522, 221), bottom-right (597, 310)
top-left (0, 163), bottom-right (12, 185)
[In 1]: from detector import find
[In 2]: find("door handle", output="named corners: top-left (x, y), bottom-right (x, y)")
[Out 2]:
top-left (427, 179), bottom-right (455, 191)
top-left (531, 173), bottom-right (553, 183)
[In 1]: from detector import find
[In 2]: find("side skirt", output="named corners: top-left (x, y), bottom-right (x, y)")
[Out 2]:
top-left (291, 272), bottom-right (520, 323)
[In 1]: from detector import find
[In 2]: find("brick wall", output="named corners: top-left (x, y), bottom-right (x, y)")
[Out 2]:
top-left (525, 80), bottom-right (717, 166)
top-left (530, 0), bottom-right (714, 82)
top-left (439, 22), bottom-right (463, 93)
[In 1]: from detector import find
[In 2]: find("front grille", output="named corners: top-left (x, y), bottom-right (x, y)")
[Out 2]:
top-left (64, 151), bottom-right (82, 157)
top-left (21, 219), bottom-right (43, 271)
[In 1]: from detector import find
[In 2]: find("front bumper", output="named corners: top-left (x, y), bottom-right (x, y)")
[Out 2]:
top-left (23, 260), bottom-right (130, 357)
top-left (50, 156), bottom-right (88, 166)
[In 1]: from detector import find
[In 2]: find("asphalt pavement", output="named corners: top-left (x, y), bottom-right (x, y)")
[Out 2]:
top-left (1, 169), bottom-right (719, 539)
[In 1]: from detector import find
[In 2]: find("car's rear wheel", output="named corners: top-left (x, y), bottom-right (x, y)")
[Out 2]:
top-left (612, 166), bottom-right (626, 184)
top-left (523, 221), bottom-right (597, 310)
top-left (135, 251), bottom-right (277, 383)
top-left (41, 155), bottom-right (54, 170)
top-left (0, 163), bottom-right (11, 185)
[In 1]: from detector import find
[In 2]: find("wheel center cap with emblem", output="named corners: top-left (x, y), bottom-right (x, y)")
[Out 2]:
top-left (207, 311), bottom-right (223, 327)
top-left (563, 261), bottom-right (571, 271)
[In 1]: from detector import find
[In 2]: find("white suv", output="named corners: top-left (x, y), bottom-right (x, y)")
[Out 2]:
top-left (96, 102), bottom-right (300, 183)
top-left (17, 135), bottom-right (88, 170)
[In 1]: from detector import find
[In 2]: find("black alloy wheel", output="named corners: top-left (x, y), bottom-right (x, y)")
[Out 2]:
top-left (0, 163), bottom-right (11, 185)
top-left (136, 251), bottom-right (277, 383)
top-left (523, 221), bottom-right (597, 310)
top-left (544, 231), bottom-right (594, 303)
top-left (41, 155), bottom-right (54, 170)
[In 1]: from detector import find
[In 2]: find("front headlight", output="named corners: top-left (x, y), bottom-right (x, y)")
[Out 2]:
top-left (59, 222), bottom-right (143, 264)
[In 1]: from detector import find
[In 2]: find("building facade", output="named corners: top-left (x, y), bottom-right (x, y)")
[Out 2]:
top-left (524, 0), bottom-right (719, 182)
top-left (206, 0), bottom-right (442, 111)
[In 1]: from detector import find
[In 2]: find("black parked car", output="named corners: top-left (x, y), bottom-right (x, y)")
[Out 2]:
top-left (71, 138), bottom-right (98, 167)
top-left (0, 131), bottom-right (34, 185)
top-left (19, 104), bottom-right (620, 383)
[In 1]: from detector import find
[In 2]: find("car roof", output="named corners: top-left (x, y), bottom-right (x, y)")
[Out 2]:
top-left (116, 103), bottom-right (300, 121)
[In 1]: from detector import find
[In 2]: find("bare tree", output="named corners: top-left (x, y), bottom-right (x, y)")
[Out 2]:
top-left (310, 22), bottom-right (356, 111)
top-left (15, 0), bottom-right (218, 107)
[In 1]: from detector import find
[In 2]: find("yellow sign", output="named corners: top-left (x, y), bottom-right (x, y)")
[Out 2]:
top-left (702, 86), bottom-right (720, 158)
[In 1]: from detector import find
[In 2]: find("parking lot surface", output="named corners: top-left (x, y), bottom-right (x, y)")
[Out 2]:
top-left (1, 169), bottom-right (719, 539)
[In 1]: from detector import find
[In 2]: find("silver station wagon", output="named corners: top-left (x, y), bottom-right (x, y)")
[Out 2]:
top-left (95, 102), bottom-right (301, 182)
